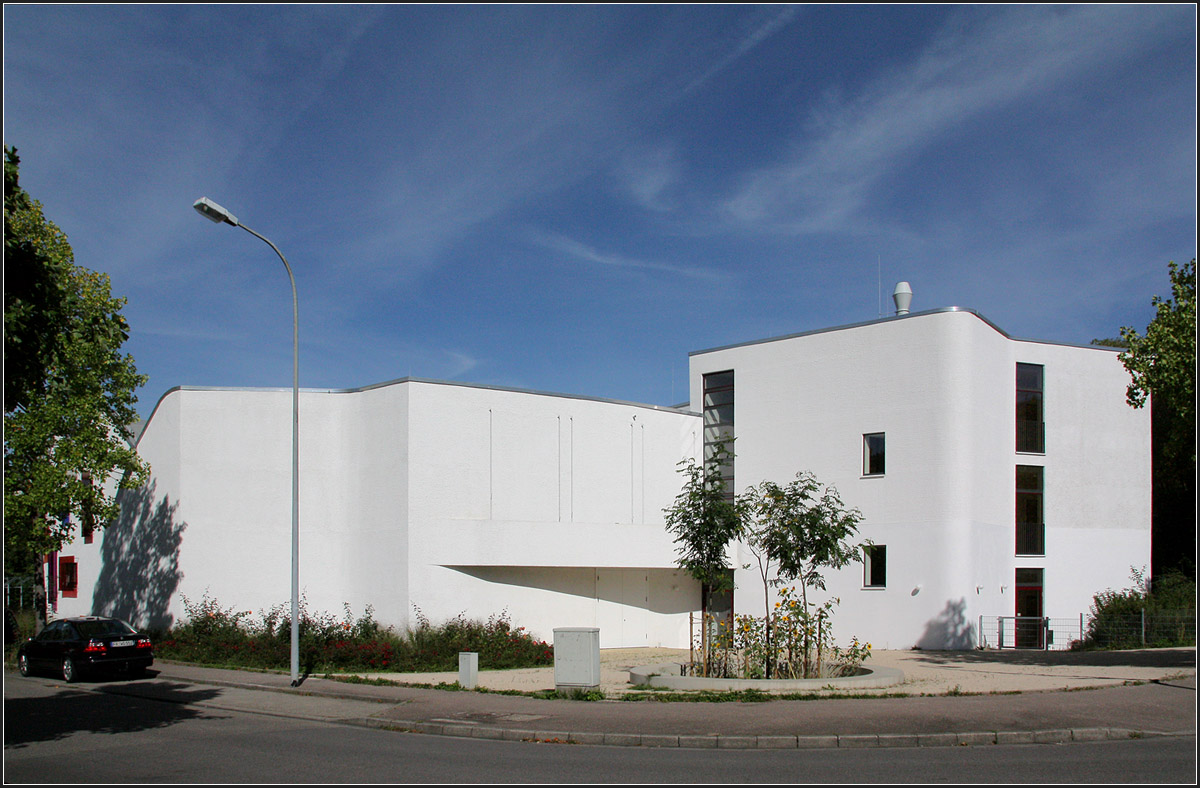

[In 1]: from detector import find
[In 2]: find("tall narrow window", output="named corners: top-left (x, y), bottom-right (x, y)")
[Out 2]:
top-left (863, 545), bottom-right (887, 587)
top-left (81, 472), bottom-right (94, 544)
top-left (703, 371), bottom-right (735, 499)
top-left (863, 433), bottom-right (885, 476)
top-left (1016, 465), bottom-right (1045, 556)
top-left (1016, 363), bottom-right (1044, 453)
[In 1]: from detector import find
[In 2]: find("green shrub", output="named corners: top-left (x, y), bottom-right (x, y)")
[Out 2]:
top-left (154, 593), bottom-right (553, 673)
top-left (3, 608), bottom-right (38, 664)
top-left (1079, 568), bottom-right (1196, 649)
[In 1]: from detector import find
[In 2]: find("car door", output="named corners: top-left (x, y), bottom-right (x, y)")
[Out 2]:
top-left (27, 620), bottom-right (66, 670)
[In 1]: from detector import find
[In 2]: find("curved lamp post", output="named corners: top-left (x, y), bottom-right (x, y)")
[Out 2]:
top-left (193, 197), bottom-right (301, 687)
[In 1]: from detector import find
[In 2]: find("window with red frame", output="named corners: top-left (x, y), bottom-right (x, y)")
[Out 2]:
top-left (58, 556), bottom-right (78, 598)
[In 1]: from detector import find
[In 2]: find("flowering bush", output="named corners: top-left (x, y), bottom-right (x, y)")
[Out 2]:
top-left (154, 593), bottom-right (553, 673)
top-left (688, 588), bottom-right (871, 680)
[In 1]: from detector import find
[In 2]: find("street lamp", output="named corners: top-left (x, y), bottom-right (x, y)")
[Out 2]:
top-left (193, 197), bottom-right (302, 687)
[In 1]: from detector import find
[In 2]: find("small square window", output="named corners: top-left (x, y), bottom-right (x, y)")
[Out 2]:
top-left (863, 433), bottom-right (885, 476)
top-left (864, 545), bottom-right (886, 587)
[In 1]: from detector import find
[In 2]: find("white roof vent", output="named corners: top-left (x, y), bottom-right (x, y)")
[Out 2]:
top-left (892, 282), bottom-right (912, 315)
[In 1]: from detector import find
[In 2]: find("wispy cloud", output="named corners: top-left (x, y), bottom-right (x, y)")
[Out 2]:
top-left (529, 231), bottom-right (731, 284)
top-left (722, 6), bottom-right (1180, 235)
top-left (682, 6), bottom-right (802, 96)
top-left (614, 146), bottom-right (680, 212)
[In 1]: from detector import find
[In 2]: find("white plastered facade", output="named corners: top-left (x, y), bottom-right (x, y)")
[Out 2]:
top-left (690, 308), bottom-right (1151, 649)
top-left (57, 379), bottom-right (703, 648)
top-left (52, 307), bottom-right (1150, 650)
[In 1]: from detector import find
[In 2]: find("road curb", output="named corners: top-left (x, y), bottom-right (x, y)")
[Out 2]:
top-left (131, 664), bottom-right (1197, 750)
top-left (338, 715), bottom-right (1172, 749)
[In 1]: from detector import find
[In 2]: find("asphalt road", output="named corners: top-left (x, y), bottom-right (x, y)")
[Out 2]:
top-left (4, 671), bottom-right (1196, 783)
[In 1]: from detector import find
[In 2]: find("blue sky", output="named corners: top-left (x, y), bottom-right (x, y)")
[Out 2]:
top-left (4, 5), bottom-right (1196, 418)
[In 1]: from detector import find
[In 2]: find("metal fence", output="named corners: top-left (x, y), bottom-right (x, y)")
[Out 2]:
top-left (1082, 610), bottom-right (1196, 650)
top-left (4, 577), bottom-right (37, 611)
top-left (979, 616), bottom-right (1079, 650)
top-left (979, 610), bottom-right (1196, 650)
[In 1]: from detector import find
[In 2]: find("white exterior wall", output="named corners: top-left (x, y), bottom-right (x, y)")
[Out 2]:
top-left (66, 380), bottom-right (702, 648)
top-left (690, 309), bottom-right (1151, 650)
top-left (57, 306), bottom-right (1149, 652)
top-left (403, 382), bottom-right (700, 647)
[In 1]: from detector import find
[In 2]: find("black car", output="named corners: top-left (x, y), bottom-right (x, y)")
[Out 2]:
top-left (17, 616), bottom-right (153, 682)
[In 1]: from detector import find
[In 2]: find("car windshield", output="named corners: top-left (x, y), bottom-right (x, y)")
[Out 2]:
top-left (73, 620), bottom-right (137, 638)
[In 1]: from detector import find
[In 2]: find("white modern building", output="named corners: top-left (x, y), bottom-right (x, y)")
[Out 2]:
top-left (48, 298), bottom-right (1151, 650)
top-left (690, 305), bottom-right (1151, 650)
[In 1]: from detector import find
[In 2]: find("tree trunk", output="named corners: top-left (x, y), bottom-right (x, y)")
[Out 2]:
top-left (800, 581), bottom-right (810, 678)
top-left (32, 555), bottom-right (48, 634)
top-left (764, 598), bottom-right (772, 680)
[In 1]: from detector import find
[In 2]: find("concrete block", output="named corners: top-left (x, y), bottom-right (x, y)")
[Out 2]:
top-left (602, 733), bottom-right (642, 747)
top-left (838, 734), bottom-right (880, 747)
top-left (796, 735), bottom-right (839, 749)
top-left (916, 733), bottom-right (958, 747)
top-left (717, 736), bottom-right (758, 749)
top-left (640, 734), bottom-right (680, 748)
top-left (756, 735), bottom-right (799, 749)
top-left (678, 735), bottom-right (719, 749)
top-left (956, 731), bottom-right (996, 746)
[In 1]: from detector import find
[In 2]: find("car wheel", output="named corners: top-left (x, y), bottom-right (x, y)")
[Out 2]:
top-left (18, 653), bottom-right (30, 677)
top-left (62, 656), bottom-right (78, 683)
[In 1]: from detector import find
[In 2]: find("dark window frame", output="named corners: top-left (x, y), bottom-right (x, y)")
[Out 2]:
top-left (702, 371), bottom-right (735, 499)
top-left (863, 433), bottom-right (886, 476)
top-left (1016, 465), bottom-right (1045, 556)
top-left (863, 544), bottom-right (887, 588)
top-left (1016, 363), bottom-right (1045, 453)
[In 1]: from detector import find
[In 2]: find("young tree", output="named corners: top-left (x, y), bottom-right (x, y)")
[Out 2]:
top-left (741, 472), bottom-right (866, 676)
top-left (4, 145), bottom-right (150, 629)
top-left (663, 441), bottom-right (742, 657)
top-left (1118, 258), bottom-right (1196, 579)
top-left (739, 494), bottom-right (780, 677)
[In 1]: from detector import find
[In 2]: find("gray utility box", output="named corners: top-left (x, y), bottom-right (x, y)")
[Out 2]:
top-left (458, 651), bottom-right (478, 689)
top-left (553, 627), bottom-right (601, 692)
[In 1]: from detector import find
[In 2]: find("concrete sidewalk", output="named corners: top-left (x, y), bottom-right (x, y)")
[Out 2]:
top-left (350, 646), bottom-right (1198, 696)
top-left (64, 646), bottom-right (1196, 750)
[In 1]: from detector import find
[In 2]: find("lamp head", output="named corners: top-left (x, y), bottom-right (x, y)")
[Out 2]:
top-left (193, 197), bottom-right (239, 226)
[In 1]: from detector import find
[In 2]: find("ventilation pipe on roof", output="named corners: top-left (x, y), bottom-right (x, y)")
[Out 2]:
top-left (892, 282), bottom-right (912, 315)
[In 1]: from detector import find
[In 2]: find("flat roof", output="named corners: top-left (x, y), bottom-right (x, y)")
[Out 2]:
top-left (688, 306), bottom-right (1124, 357)
top-left (135, 376), bottom-right (698, 447)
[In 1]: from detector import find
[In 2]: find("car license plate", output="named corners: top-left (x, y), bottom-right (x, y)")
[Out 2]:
top-left (111, 640), bottom-right (135, 648)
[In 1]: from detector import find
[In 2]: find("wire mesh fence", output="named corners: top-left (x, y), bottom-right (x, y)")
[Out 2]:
top-left (1083, 609), bottom-right (1196, 650)
top-left (979, 610), bottom-right (1195, 650)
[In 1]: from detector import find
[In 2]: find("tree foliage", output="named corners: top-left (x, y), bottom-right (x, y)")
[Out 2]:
top-left (1117, 258), bottom-right (1196, 577)
top-left (1119, 258), bottom-right (1195, 459)
top-left (740, 472), bottom-right (866, 613)
top-left (663, 442), bottom-right (742, 613)
top-left (739, 472), bottom-right (865, 678)
top-left (3, 145), bottom-right (150, 579)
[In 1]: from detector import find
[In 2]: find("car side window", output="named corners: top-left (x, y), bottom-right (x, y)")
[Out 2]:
top-left (40, 622), bottom-right (64, 640)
